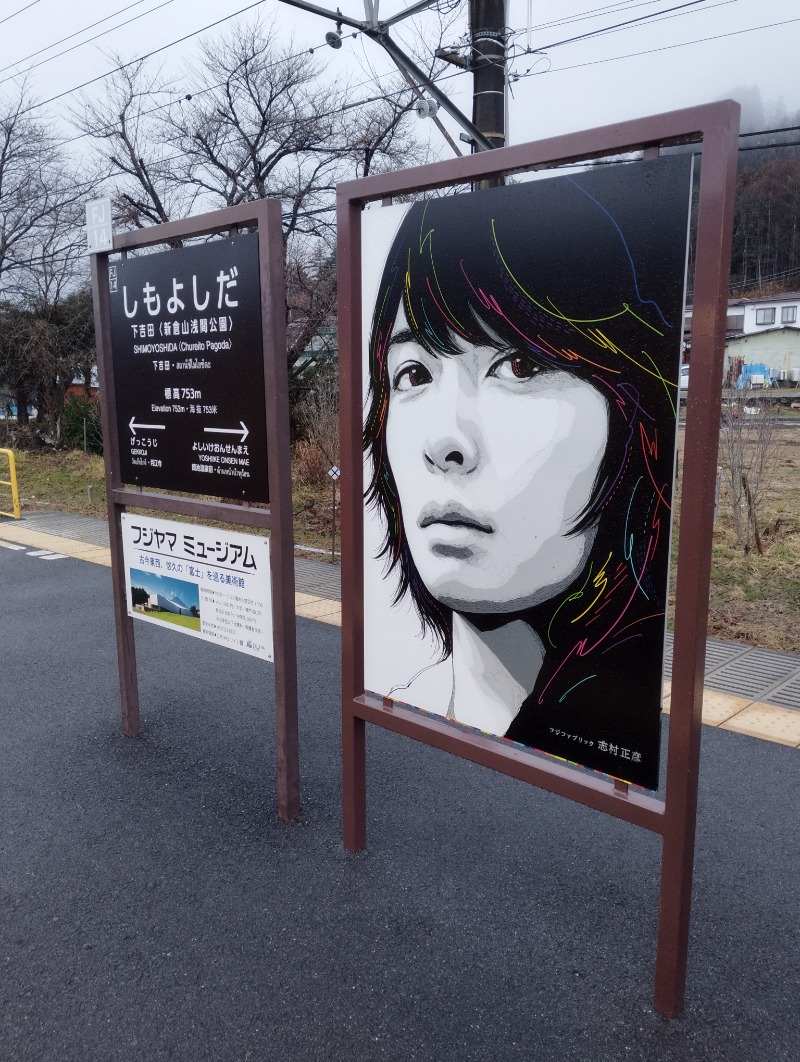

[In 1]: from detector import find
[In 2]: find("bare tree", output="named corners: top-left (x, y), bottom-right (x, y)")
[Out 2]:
top-left (342, 87), bottom-right (431, 179)
top-left (14, 192), bottom-right (93, 438)
top-left (285, 239), bottom-right (337, 384)
top-left (72, 58), bottom-right (192, 228)
top-left (16, 194), bottom-right (87, 309)
top-left (719, 390), bottom-right (781, 554)
top-left (73, 19), bottom-right (445, 411)
top-left (171, 22), bottom-right (345, 232)
top-left (0, 302), bottom-right (38, 425)
top-left (0, 86), bottom-right (91, 293)
top-left (79, 19), bottom-right (438, 228)
top-left (294, 361), bottom-right (340, 470)
top-left (0, 87), bottom-right (96, 439)
top-left (169, 21), bottom-right (429, 231)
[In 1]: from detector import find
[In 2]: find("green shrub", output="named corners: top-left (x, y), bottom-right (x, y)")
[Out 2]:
top-left (61, 394), bottom-right (103, 454)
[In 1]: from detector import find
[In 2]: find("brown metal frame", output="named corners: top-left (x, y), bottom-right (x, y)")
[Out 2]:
top-left (337, 101), bottom-right (739, 1017)
top-left (90, 200), bottom-right (300, 822)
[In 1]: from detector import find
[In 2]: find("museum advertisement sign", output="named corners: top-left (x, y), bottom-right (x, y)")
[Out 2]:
top-left (122, 513), bottom-right (273, 662)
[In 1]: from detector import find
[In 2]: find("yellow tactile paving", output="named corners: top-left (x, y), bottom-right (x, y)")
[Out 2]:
top-left (719, 703), bottom-right (800, 747)
top-left (0, 524), bottom-right (112, 566)
top-left (662, 682), bottom-right (800, 748)
top-left (701, 690), bottom-right (753, 726)
top-left (294, 594), bottom-right (342, 627)
top-left (662, 686), bottom-right (749, 724)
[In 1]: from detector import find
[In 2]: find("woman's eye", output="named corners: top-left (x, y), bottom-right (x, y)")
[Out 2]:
top-left (489, 354), bottom-right (540, 381)
top-left (392, 362), bottom-right (432, 391)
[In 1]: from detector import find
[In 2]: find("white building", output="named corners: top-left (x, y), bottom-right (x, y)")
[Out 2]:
top-left (148, 592), bottom-right (194, 616)
top-left (685, 291), bottom-right (800, 336)
top-left (684, 292), bottom-right (800, 383)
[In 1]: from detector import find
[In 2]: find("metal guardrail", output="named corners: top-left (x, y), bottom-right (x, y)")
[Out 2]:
top-left (0, 448), bottom-right (20, 519)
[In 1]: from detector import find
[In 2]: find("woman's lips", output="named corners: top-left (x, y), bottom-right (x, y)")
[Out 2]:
top-left (418, 505), bottom-right (494, 534)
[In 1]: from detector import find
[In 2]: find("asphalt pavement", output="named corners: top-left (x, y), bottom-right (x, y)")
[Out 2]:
top-left (1, 546), bottom-right (798, 1061)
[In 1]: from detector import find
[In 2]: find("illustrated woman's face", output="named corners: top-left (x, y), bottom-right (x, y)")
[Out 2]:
top-left (385, 313), bottom-right (609, 614)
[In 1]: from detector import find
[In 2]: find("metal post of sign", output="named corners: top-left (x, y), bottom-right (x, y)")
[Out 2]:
top-left (92, 251), bottom-right (141, 738)
top-left (328, 465), bottom-right (340, 563)
top-left (653, 103), bottom-right (740, 1016)
top-left (337, 101), bottom-right (739, 1016)
top-left (90, 200), bottom-right (300, 821)
top-left (257, 200), bottom-right (301, 822)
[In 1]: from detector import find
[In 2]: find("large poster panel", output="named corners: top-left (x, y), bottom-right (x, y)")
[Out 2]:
top-left (122, 513), bottom-right (273, 661)
top-left (362, 156), bottom-right (693, 790)
top-left (108, 233), bottom-right (269, 501)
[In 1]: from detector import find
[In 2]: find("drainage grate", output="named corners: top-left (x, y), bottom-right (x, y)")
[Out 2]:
top-left (20, 510), bottom-right (110, 547)
top-left (295, 557), bottom-right (341, 601)
top-left (662, 633), bottom-right (745, 678)
top-left (663, 630), bottom-right (674, 674)
top-left (662, 634), bottom-right (800, 711)
top-left (703, 648), bottom-right (799, 701)
top-left (704, 637), bottom-right (751, 672)
top-left (765, 676), bottom-right (800, 711)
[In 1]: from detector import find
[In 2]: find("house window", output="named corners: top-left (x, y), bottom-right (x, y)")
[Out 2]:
top-left (726, 313), bottom-right (744, 331)
top-left (755, 308), bottom-right (776, 326)
top-left (781, 305), bottom-right (797, 324)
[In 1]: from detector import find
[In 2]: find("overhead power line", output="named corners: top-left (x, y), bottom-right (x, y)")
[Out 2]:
top-left (10, 1), bottom-right (797, 168)
top-left (0, 0), bottom-right (178, 91)
top-left (43, 31), bottom-right (432, 153)
top-left (506, 0), bottom-right (736, 73)
top-left (517, 0), bottom-right (716, 57)
top-left (0, 0), bottom-right (158, 77)
top-left (522, 0), bottom-right (672, 36)
top-left (740, 140), bottom-right (800, 154)
top-left (17, 0), bottom-right (272, 118)
top-left (514, 14), bottom-right (800, 80)
top-left (0, 0), bottom-right (41, 28)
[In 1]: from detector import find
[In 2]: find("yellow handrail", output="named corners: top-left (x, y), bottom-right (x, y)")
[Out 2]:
top-left (0, 448), bottom-right (20, 519)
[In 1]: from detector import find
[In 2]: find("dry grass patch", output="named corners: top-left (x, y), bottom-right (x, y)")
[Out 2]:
top-left (12, 449), bottom-right (107, 517)
top-left (671, 426), bottom-right (800, 653)
top-left (9, 426), bottom-right (800, 642)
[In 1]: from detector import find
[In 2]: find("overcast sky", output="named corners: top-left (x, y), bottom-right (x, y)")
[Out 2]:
top-left (1, 0), bottom-right (797, 154)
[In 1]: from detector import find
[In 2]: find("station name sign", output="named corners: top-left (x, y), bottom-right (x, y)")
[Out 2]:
top-left (108, 233), bottom-right (269, 501)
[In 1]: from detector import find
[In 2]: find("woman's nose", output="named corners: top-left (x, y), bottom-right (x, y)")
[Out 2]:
top-left (423, 376), bottom-right (480, 474)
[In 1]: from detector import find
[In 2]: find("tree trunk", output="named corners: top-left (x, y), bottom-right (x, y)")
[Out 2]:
top-left (15, 387), bottom-right (29, 426)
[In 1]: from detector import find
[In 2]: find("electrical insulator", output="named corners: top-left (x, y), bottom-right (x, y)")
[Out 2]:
top-left (414, 98), bottom-right (439, 120)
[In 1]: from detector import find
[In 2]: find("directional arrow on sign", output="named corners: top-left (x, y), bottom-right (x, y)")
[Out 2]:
top-left (129, 417), bottom-right (166, 435)
top-left (203, 421), bottom-right (249, 443)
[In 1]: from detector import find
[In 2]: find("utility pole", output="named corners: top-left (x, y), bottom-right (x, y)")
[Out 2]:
top-left (469, 0), bottom-right (507, 149)
top-left (278, 0), bottom-right (506, 153)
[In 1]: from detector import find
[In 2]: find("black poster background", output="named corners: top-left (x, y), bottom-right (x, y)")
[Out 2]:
top-left (108, 233), bottom-right (269, 501)
top-left (364, 155), bottom-right (694, 790)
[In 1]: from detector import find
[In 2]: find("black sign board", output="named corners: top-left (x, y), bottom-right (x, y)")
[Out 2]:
top-left (108, 233), bottom-right (269, 501)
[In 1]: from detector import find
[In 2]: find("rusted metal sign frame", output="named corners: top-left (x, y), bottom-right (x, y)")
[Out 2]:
top-left (90, 200), bottom-right (300, 822)
top-left (337, 101), bottom-right (739, 1016)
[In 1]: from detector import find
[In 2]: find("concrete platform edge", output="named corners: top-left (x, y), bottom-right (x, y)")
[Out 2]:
top-left (1, 518), bottom-right (796, 748)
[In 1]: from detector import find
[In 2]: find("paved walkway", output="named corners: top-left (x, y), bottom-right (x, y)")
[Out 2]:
top-left (2, 508), bottom-right (799, 750)
top-left (4, 548), bottom-right (797, 1059)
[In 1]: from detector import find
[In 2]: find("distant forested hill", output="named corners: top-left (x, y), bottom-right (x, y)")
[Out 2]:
top-left (730, 148), bottom-right (800, 295)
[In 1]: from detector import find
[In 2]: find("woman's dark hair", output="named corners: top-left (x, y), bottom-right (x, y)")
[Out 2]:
top-left (364, 160), bottom-right (689, 765)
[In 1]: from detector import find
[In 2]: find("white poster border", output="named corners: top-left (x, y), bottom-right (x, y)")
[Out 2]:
top-left (121, 512), bottom-right (273, 661)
